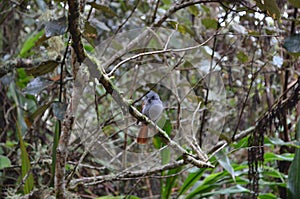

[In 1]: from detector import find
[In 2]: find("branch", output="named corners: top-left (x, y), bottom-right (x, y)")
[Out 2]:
top-left (70, 160), bottom-right (186, 187)
top-left (210, 77), bottom-right (300, 155)
top-left (55, 114), bottom-right (74, 198)
top-left (103, 0), bottom-right (220, 72)
top-left (107, 34), bottom-right (214, 76)
top-left (85, 56), bottom-right (213, 169)
top-left (154, 0), bottom-right (220, 27)
top-left (68, 0), bottom-right (86, 63)
top-left (55, 1), bottom-right (84, 198)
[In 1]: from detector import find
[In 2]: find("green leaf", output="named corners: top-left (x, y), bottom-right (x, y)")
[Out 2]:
top-left (266, 137), bottom-right (299, 148)
top-left (188, 5), bottom-right (199, 16)
top-left (237, 51), bottom-right (249, 63)
top-left (262, 166), bottom-right (286, 181)
top-left (264, 152), bottom-right (294, 162)
top-left (296, 118), bottom-right (300, 139)
top-left (138, 1), bottom-right (150, 14)
top-left (162, 167), bottom-right (182, 199)
top-left (16, 68), bottom-right (33, 89)
top-left (19, 30), bottom-right (45, 58)
top-left (232, 136), bottom-right (248, 149)
top-left (254, 0), bottom-right (281, 19)
top-left (216, 150), bottom-right (236, 182)
top-left (83, 21), bottom-right (98, 44)
top-left (17, 124), bottom-right (34, 194)
top-left (177, 168), bottom-right (206, 196)
top-left (201, 18), bottom-right (218, 30)
top-left (288, 0), bottom-right (300, 8)
top-left (88, 2), bottom-right (117, 17)
top-left (185, 172), bottom-right (226, 199)
top-left (162, 0), bottom-right (171, 5)
top-left (201, 185), bottom-right (249, 197)
top-left (153, 119), bottom-right (172, 149)
top-left (283, 34), bottom-right (300, 56)
top-left (25, 103), bottom-right (52, 128)
top-left (288, 148), bottom-right (300, 199)
top-left (161, 147), bottom-right (170, 165)
top-left (0, 155), bottom-right (11, 169)
top-left (28, 103), bottom-right (51, 122)
top-left (258, 193), bottom-right (278, 199)
top-left (51, 121), bottom-right (60, 187)
top-left (25, 60), bottom-right (59, 77)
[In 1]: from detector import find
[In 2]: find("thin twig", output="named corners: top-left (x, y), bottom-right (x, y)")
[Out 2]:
top-left (108, 34), bottom-right (214, 76)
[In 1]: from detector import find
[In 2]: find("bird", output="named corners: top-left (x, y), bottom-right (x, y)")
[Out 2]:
top-left (137, 91), bottom-right (164, 144)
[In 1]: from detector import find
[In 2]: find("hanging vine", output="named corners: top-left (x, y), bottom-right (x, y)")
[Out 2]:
top-left (248, 77), bottom-right (300, 198)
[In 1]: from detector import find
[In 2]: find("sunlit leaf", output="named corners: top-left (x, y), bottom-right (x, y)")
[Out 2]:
top-left (19, 30), bottom-right (45, 58)
top-left (201, 18), bottom-right (218, 30)
top-left (264, 152), bottom-right (294, 162)
top-left (258, 193), bottom-right (278, 199)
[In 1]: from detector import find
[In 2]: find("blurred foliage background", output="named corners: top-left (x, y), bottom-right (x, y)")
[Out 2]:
top-left (0, 0), bottom-right (300, 198)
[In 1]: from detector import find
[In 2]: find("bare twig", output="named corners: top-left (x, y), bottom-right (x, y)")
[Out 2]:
top-left (70, 160), bottom-right (186, 187)
top-left (108, 34), bottom-right (214, 76)
top-left (84, 55), bottom-right (214, 168)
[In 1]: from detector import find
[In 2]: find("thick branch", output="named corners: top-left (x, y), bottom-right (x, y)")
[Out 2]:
top-left (68, 0), bottom-right (86, 63)
top-left (55, 1), bottom-right (84, 198)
